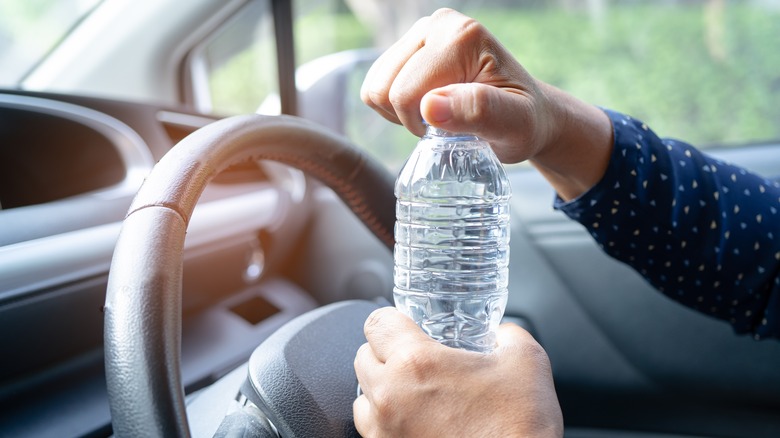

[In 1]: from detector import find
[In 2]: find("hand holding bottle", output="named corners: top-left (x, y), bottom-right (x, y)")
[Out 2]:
top-left (353, 307), bottom-right (563, 438)
top-left (360, 8), bottom-right (613, 201)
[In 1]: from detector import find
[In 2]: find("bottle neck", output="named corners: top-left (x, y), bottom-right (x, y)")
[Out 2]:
top-left (423, 124), bottom-right (479, 142)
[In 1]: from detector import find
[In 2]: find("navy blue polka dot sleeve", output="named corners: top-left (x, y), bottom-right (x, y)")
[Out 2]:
top-left (555, 109), bottom-right (780, 340)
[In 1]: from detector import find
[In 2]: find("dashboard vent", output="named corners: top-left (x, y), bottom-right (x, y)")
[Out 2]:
top-left (0, 107), bottom-right (125, 208)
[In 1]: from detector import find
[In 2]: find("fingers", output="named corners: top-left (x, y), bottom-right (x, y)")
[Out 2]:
top-left (354, 342), bottom-right (382, 400)
top-left (360, 7), bottom-right (552, 163)
top-left (362, 306), bottom-right (432, 363)
top-left (361, 15), bottom-right (431, 127)
top-left (353, 393), bottom-right (375, 437)
top-left (361, 8), bottom-right (491, 137)
top-left (353, 317), bottom-right (561, 437)
top-left (353, 341), bottom-right (384, 437)
top-left (354, 307), bottom-right (429, 438)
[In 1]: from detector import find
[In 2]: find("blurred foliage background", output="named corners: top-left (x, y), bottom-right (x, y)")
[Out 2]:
top-left (470, 2), bottom-right (780, 148)
top-left (2, 0), bottom-right (777, 170)
top-left (292, 0), bottom-right (780, 169)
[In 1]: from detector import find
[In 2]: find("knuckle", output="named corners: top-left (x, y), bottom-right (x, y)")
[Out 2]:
top-left (458, 86), bottom-right (489, 128)
top-left (365, 87), bottom-right (391, 109)
top-left (370, 386), bottom-right (397, 424)
top-left (359, 85), bottom-right (372, 105)
top-left (354, 342), bottom-right (370, 367)
top-left (430, 7), bottom-right (456, 19)
top-left (394, 345), bottom-right (433, 379)
top-left (363, 309), bottom-right (382, 335)
top-left (519, 339), bottom-right (552, 370)
top-left (429, 10), bottom-right (487, 49)
top-left (387, 86), bottom-right (415, 114)
top-left (458, 16), bottom-right (487, 40)
top-left (444, 12), bottom-right (487, 45)
top-left (364, 306), bottom-right (392, 335)
top-left (409, 14), bottom-right (431, 31)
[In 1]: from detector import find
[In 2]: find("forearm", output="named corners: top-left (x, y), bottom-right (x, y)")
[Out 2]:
top-left (556, 110), bottom-right (780, 339)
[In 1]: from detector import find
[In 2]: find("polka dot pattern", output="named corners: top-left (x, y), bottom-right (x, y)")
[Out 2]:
top-left (555, 109), bottom-right (779, 340)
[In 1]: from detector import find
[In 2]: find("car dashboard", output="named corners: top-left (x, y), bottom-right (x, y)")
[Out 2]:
top-left (2, 88), bottom-right (780, 438)
top-left (0, 90), bottom-right (328, 437)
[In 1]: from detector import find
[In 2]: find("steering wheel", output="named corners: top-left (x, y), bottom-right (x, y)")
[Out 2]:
top-left (104, 115), bottom-right (395, 437)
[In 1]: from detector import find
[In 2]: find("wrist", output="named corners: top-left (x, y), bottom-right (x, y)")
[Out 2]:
top-left (529, 82), bottom-right (613, 201)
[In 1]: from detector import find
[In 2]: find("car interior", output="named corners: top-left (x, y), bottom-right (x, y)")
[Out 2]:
top-left (1, 0), bottom-right (779, 437)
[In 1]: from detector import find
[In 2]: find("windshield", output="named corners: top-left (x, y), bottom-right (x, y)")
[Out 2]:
top-left (0, 0), bottom-right (102, 87)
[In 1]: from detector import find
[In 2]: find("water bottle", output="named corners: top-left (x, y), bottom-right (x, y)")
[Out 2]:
top-left (393, 123), bottom-right (511, 353)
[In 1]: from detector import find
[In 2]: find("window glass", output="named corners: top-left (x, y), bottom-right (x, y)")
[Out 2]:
top-left (293, 0), bottom-right (419, 170)
top-left (341, 60), bottom-right (419, 171)
top-left (294, 0), bottom-right (372, 66)
top-left (0, 0), bottom-right (102, 87)
top-left (460, 0), bottom-right (780, 148)
top-left (202, 1), bottom-right (780, 170)
top-left (293, 0), bottom-right (780, 172)
top-left (197, 0), bottom-right (278, 115)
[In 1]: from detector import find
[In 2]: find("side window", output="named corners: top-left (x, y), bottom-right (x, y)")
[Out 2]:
top-left (461, 1), bottom-right (780, 149)
top-left (293, 0), bottom-right (421, 171)
top-left (193, 1), bottom-right (780, 171)
top-left (341, 60), bottom-right (419, 171)
top-left (188, 0), bottom-right (278, 116)
top-left (297, 0), bottom-right (780, 167)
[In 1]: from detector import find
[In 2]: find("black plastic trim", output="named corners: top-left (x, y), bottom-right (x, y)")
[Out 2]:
top-left (271, 0), bottom-right (297, 116)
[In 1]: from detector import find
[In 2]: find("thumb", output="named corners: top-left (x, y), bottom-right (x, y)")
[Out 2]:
top-left (364, 307), bottom-right (436, 362)
top-left (420, 83), bottom-right (539, 163)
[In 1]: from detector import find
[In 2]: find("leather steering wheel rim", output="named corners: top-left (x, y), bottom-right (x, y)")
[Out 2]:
top-left (104, 114), bottom-right (395, 437)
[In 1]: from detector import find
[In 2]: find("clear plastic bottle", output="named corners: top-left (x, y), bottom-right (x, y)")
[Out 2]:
top-left (394, 124), bottom-right (511, 353)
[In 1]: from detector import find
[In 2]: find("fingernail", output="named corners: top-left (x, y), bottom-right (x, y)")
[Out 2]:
top-left (423, 93), bottom-right (453, 124)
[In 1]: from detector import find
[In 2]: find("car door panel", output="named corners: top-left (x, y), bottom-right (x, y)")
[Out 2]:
top-left (503, 143), bottom-right (780, 436)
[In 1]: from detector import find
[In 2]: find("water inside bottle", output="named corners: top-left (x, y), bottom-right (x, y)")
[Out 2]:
top-left (394, 126), bottom-right (511, 353)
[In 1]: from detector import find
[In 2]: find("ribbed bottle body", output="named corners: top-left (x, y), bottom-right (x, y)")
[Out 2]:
top-left (393, 127), bottom-right (511, 353)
